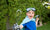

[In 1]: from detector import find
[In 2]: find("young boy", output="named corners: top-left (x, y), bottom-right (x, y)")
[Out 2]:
top-left (20, 8), bottom-right (39, 30)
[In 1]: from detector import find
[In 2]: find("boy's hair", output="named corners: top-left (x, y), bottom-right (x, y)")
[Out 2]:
top-left (26, 8), bottom-right (36, 12)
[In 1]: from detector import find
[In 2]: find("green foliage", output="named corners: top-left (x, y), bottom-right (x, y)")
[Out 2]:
top-left (0, 0), bottom-right (8, 30)
top-left (0, 0), bottom-right (50, 30)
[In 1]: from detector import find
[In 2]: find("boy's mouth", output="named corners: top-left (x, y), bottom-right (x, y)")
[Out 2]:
top-left (30, 16), bottom-right (32, 17)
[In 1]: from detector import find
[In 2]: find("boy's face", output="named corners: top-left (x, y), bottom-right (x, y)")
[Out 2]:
top-left (26, 10), bottom-right (35, 19)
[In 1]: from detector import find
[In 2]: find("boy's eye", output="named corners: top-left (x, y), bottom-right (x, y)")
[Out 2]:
top-left (28, 12), bottom-right (34, 14)
top-left (28, 12), bottom-right (31, 14)
top-left (32, 13), bottom-right (34, 14)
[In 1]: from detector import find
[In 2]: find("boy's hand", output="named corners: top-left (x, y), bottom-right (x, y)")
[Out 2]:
top-left (20, 25), bottom-right (23, 29)
top-left (36, 17), bottom-right (39, 21)
top-left (36, 17), bottom-right (39, 27)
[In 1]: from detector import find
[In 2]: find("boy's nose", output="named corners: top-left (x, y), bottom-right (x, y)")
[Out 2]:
top-left (30, 13), bottom-right (32, 15)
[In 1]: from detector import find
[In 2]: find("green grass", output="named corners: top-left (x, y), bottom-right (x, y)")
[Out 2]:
top-left (37, 23), bottom-right (50, 30)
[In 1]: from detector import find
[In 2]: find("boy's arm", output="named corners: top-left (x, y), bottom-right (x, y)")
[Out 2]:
top-left (20, 23), bottom-right (26, 29)
top-left (36, 18), bottom-right (39, 27)
top-left (20, 25), bottom-right (23, 29)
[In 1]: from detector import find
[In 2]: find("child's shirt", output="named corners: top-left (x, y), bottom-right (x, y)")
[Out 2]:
top-left (20, 16), bottom-right (36, 30)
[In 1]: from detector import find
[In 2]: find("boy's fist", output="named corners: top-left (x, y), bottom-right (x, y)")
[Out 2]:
top-left (20, 25), bottom-right (23, 29)
top-left (36, 17), bottom-right (39, 21)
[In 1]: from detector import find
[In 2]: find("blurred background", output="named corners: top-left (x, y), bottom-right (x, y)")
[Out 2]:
top-left (0, 0), bottom-right (50, 30)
